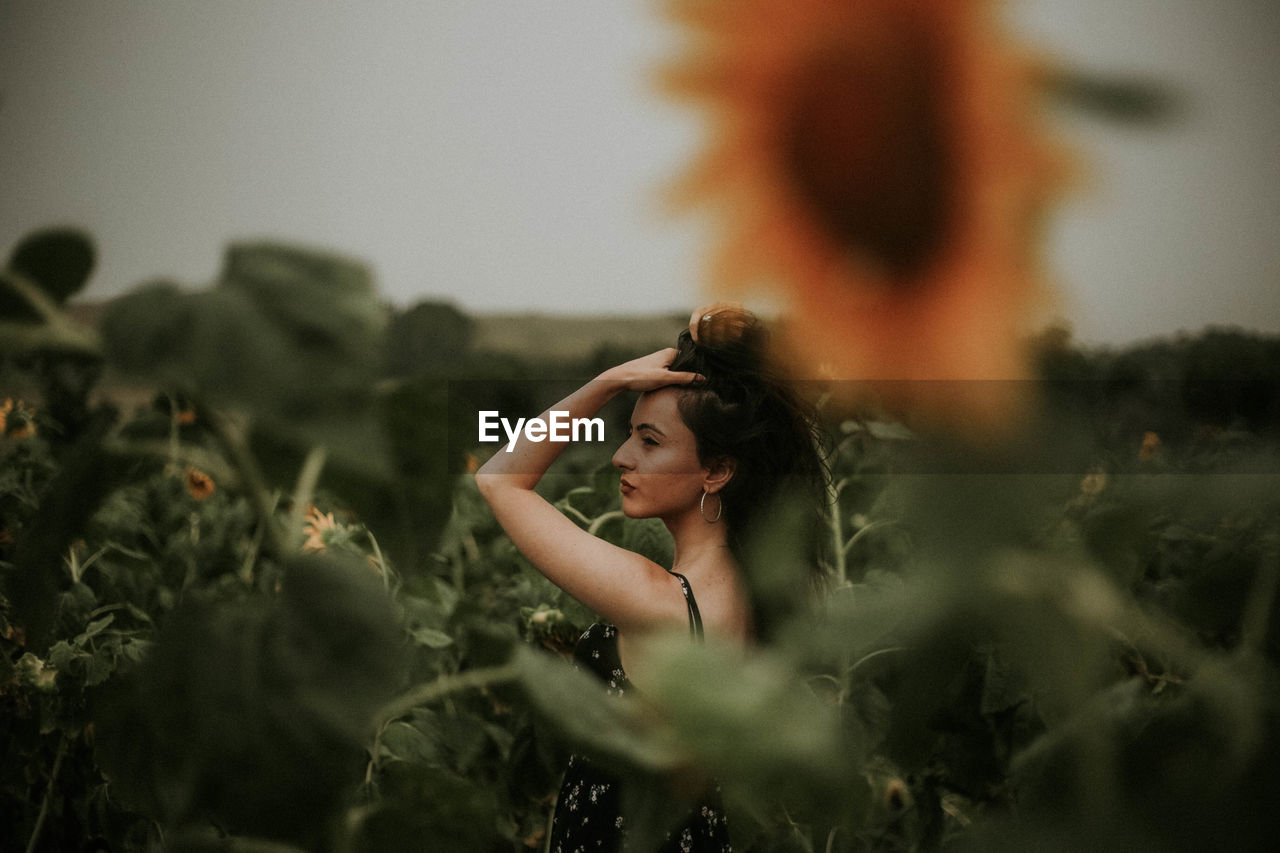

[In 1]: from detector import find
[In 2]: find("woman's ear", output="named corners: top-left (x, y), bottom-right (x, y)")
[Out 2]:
top-left (703, 457), bottom-right (736, 493)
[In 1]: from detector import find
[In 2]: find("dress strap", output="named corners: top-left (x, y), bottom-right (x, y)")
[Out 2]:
top-left (669, 572), bottom-right (704, 642)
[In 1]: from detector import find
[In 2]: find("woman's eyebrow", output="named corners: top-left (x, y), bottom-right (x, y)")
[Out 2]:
top-left (632, 422), bottom-right (666, 437)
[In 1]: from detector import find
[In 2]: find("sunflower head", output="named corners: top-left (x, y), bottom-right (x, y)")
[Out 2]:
top-left (184, 467), bottom-right (215, 500)
top-left (2, 399), bottom-right (39, 440)
top-left (661, 0), bottom-right (1070, 439)
top-left (776, 3), bottom-right (955, 282)
top-left (302, 505), bottom-right (338, 553)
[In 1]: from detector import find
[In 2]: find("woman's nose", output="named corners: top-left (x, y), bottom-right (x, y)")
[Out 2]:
top-left (612, 441), bottom-right (634, 471)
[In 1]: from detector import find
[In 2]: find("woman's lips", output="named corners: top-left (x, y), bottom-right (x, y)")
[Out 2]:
top-left (620, 478), bottom-right (636, 495)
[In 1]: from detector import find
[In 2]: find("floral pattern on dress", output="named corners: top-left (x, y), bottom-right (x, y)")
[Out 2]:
top-left (548, 623), bottom-right (732, 853)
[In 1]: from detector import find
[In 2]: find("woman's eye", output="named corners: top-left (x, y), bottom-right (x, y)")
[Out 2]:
top-left (643, 437), bottom-right (659, 447)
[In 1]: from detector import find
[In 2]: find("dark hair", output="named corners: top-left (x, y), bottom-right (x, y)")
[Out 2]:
top-left (667, 306), bottom-right (831, 630)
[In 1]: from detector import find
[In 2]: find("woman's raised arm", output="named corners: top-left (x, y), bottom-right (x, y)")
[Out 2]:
top-left (473, 349), bottom-right (701, 630)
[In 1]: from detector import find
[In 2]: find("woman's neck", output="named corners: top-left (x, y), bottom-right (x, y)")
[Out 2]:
top-left (665, 509), bottom-right (732, 576)
top-left (661, 507), bottom-right (754, 646)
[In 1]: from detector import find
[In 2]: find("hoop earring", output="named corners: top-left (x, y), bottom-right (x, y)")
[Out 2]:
top-left (699, 489), bottom-right (723, 523)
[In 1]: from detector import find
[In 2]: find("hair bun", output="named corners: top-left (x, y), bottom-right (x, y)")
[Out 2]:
top-left (688, 302), bottom-right (759, 349)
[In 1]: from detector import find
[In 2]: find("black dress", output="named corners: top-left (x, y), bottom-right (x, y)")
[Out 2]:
top-left (548, 573), bottom-right (732, 853)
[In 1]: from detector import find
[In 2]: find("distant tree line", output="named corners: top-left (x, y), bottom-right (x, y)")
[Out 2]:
top-left (1033, 324), bottom-right (1280, 451)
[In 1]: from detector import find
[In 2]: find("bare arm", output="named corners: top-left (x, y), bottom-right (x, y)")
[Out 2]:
top-left (474, 349), bottom-right (701, 631)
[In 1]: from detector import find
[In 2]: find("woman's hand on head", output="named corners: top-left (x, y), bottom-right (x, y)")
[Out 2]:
top-left (599, 348), bottom-right (703, 392)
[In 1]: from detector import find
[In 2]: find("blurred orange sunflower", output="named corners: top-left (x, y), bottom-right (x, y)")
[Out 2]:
top-left (661, 0), bottom-right (1068, 435)
top-left (184, 466), bottom-right (215, 500)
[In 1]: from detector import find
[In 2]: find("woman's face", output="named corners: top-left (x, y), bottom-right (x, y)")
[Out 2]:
top-left (611, 387), bottom-right (707, 520)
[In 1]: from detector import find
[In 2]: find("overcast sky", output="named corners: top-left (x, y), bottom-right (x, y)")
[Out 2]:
top-left (1, 0), bottom-right (1277, 346)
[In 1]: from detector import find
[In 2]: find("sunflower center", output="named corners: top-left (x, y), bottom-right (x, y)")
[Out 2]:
top-left (781, 14), bottom-right (953, 283)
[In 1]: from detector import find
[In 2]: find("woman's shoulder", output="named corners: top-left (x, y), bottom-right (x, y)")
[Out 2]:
top-left (683, 563), bottom-right (754, 645)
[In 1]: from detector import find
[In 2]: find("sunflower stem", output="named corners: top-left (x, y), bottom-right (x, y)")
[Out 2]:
top-left (207, 408), bottom-right (289, 559)
top-left (26, 733), bottom-right (68, 853)
top-left (287, 446), bottom-right (328, 547)
top-left (374, 664), bottom-right (521, 729)
top-left (841, 520), bottom-right (897, 560)
top-left (827, 479), bottom-right (847, 586)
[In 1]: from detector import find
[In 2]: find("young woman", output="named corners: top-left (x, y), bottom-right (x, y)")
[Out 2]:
top-left (475, 304), bottom-right (827, 852)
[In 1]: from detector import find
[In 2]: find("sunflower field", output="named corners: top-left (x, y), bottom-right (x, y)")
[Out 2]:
top-left (4, 227), bottom-right (1280, 853)
top-left (5, 1), bottom-right (1280, 851)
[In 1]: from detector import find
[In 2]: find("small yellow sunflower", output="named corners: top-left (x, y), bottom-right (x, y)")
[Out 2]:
top-left (661, 0), bottom-right (1069, 435)
top-left (184, 466), bottom-right (215, 500)
top-left (1, 399), bottom-right (39, 440)
top-left (301, 505), bottom-right (338, 552)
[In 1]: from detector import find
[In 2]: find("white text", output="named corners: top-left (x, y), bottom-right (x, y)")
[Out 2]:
top-left (478, 410), bottom-right (605, 452)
